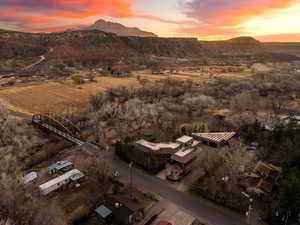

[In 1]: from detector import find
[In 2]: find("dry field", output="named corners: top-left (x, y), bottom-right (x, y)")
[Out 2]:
top-left (136, 69), bottom-right (252, 82)
top-left (0, 76), bottom-right (140, 114)
top-left (0, 70), bottom-right (251, 114)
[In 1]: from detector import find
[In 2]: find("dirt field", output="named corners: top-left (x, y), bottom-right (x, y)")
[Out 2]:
top-left (0, 70), bottom-right (251, 114)
top-left (136, 69), bottom-right (252, 81)
top-left (0, 76), bottom-right (140, 114)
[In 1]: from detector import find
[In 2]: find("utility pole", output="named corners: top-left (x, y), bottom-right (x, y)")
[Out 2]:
top-left (284, 209), bottom-right (291, 225)
top-left (241, 192), bottom-right (254, 225)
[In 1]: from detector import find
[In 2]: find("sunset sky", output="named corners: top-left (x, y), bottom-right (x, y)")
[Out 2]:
top-left (1, 0), bottom-right (300, 41)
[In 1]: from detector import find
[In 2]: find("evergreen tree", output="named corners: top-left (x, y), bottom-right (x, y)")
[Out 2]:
top-left (279, 168), bottom-right (300, 214)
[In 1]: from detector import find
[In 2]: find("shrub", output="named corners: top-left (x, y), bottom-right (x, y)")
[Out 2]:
top-left (71, 75), bottom-right (84, 84)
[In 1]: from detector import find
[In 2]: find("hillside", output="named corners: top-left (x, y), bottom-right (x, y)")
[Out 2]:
top-left (0, 29), bottom-right (298, 76)
top-left (200, 37), bottom-right (264, 55)
top-left (0, 29), bottom-right (203, 76)
top-left (85, 19), bottom-right (157, 37)
top-left (264, 42), bottom-right (300, 56)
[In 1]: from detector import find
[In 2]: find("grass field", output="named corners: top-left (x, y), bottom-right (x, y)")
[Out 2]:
top-left (0, 70), bottom-right (251, 114)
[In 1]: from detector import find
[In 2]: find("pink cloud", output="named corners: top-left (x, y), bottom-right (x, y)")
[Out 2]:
top-left (179, 0), bottom-right (299, 37)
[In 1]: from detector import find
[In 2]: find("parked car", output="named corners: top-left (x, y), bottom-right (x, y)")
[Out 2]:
top-left (155, 221), bottom-right (172, 225)
top-left (112, 171), bottom-right (120, 177)
top-left (246, 142), bottom-right (260, 150)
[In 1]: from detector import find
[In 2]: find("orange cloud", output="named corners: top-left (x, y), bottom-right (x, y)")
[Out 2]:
top-left (177, 26), bottom-right (243, 37)
top-left (180, 0), bottom-right (299, 36)
top-left (256, 33), bottom-right (300, 42)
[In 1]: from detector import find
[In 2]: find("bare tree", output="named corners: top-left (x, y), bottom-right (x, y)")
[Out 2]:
top-left (0, 105), bottom-right (17, 147)
top-left (89, 157), bottom-right (111, 184)
top-left (183, 94), bottom-right (216, 119)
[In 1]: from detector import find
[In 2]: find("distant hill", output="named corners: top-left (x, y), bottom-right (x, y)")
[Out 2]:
top-left (200, 37), bottom-right (264, 55)
top-left (84, 19), bottom-right (157, 37)
top-left (0, 29), bottom-right (298, 76)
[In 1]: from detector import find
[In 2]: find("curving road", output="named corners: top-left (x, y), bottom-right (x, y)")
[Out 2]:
top-left (10, 111), bottom-right (247, 225)
top-left (24, 48), bottom-right (53, 70)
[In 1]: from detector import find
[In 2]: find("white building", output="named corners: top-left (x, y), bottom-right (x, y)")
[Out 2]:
top-left (39, 169), bottom-right (84, 195)
top-left (176, 135), bottom-right (194, 145)
top-left (135, 139), bottom-right (181, 155)
top-left (23, 171), bottom-right (38, 184)
top-left (171, 148), bottom-right (197, 167)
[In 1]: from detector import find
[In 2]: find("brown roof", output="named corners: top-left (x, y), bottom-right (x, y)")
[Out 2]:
top-left (257, 178), bottom-right (275, 193)
top-left (253, 161), bottom-right (282, 182)
top-left (155, 221), bottom-right (172, 225)
top-left (242, 161), bottom-right (283, 194)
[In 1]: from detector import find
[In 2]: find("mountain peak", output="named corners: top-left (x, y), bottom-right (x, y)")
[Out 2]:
top-left (87, 19), bottom-right (157, 37)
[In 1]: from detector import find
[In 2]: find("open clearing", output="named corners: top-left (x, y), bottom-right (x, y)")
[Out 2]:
top-left (0, 76), bottom-right (140, 114)
top-left (0, 71), bottom-right (251, 114)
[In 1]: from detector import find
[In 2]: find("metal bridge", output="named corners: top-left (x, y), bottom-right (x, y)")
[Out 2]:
top-left (32, 113), bottom-right (84, 146)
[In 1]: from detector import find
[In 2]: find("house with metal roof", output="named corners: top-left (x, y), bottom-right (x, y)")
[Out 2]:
top-left (94, 205), bottom-right (113, 224)
top-left (95, 195), bottom-right (144, 225)
top-left (48, 161), bottom-right (74, 174)
top-left (39, 169), bottom-right (84, 195)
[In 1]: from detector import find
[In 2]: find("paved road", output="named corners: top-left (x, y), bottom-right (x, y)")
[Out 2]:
top-left (82, 144), bottom-right (247, 225)
top-left (7, 110), bottom-right (32, 120)
top-left (9, 111), bottom-right (247, 225)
